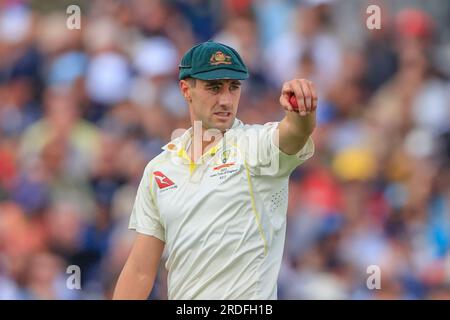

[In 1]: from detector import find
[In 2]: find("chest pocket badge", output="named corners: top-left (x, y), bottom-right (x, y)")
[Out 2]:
top-left (209, 148), bottom-right (243, 183)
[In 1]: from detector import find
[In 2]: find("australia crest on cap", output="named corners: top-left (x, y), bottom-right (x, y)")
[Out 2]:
top-left (210, 51), bottom-right (232, 66)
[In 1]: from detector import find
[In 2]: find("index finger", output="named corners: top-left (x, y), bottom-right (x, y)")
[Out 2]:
top-left (291, 80), bottom-right (307, 116)
top-left (308, 81), bottom-right (318, 111)
top-left (280, 82), bottom-right (294, 112)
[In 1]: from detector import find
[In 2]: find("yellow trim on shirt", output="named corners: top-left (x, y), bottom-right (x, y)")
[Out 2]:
top-left (177, 148), bottom-right (197, 175)
top-left (243, 160), bottom-right (268, 256)
top-left (177, 144), bottom-right (220, 175)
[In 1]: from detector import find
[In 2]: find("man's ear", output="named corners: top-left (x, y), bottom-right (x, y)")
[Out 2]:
top-left (179, 80), bottom-right (191, 102)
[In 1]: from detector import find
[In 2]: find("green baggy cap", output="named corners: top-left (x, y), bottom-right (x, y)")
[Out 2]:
top-left (179, 40), bottom-right (249, 80)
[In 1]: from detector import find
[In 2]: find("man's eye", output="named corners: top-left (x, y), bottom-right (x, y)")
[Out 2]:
top-left (230, 85), bottom-right (240, 91)
top-left (209, 86), bottom-right (220, 92)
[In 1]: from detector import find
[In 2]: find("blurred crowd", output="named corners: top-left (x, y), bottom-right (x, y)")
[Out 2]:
top-left (0, 0), bottom-right (449, 299)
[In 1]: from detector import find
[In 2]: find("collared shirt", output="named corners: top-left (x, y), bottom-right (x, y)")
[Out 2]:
top-left (129, 119), bottom-right (314, 299)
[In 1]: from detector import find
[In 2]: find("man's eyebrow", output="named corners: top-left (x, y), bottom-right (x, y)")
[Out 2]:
top-left (204, 81), bottom-right (223, 87)
top-left (204, 80), bottom-right (241, 87)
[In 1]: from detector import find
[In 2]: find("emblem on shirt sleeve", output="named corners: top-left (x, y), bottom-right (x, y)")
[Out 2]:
top-left (153, 171), bottom-right (176, 189)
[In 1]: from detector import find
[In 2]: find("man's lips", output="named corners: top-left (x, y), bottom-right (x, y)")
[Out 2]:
top-left (213, 112), bottom-right (231, 117)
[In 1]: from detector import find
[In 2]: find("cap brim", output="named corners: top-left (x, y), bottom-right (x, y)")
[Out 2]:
top-left (190, 68), bottom-right (249, 80)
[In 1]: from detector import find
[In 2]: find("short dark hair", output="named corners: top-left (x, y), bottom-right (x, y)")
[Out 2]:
top-left (185, 77), bottom-right (196, 87)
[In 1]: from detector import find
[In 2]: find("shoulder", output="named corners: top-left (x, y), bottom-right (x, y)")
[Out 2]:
top-left (143, 150), bottom-right (173, 174)
top-left (229, 119), bottom-right (278, 131)
top-left (227, 121), bottom-right (280, 139)
top-left (243, 122), bottom-right (279, 131)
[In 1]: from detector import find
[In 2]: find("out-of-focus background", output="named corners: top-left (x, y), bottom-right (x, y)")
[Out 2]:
top-left (0, 0), bottom-right (449, 300)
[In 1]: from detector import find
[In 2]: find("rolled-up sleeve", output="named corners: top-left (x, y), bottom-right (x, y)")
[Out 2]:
top-left (129, 166), bottom-right (165, 242)
top-left (242, 122), bottom-right (314, 177)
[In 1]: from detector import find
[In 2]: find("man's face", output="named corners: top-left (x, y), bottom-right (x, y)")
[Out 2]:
top-left (181, 79), bottom-right (242, 133)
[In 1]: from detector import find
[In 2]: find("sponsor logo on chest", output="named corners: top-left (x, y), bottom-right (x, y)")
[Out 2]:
top-left (153, 171), bottom-right (178, 192)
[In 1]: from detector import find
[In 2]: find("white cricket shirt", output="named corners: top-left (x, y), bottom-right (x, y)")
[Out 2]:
top-left (129, 119), bottom-right (314, 299)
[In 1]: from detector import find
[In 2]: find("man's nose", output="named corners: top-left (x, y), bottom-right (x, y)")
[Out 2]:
top-left (218, 91), bottom-right (233, 106)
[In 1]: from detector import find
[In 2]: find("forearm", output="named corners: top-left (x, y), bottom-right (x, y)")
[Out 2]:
top-left (277, 78), bottom-right (318, 155)
top-left (277, 111), bottom-right (316, 155)
top-left (113, 234), bottom-right (164, 300)
top-left (284, 110), bottom-right (316, 137)
top-left (113, 258), bottom-right (156, 299)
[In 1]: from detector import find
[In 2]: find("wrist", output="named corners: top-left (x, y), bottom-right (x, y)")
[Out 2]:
top-left (286, 111), bottom-right (316, 136)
